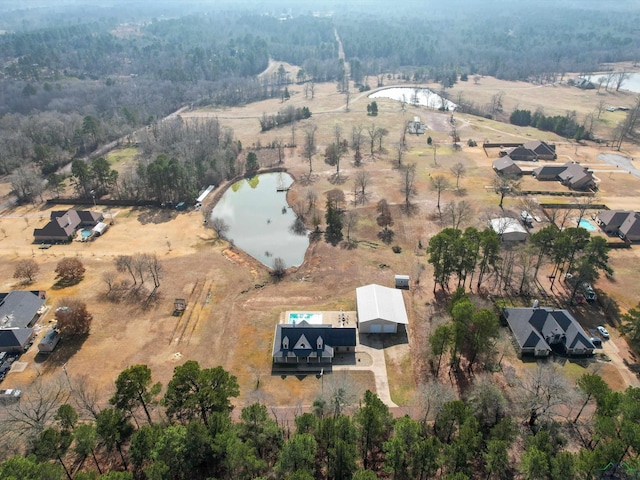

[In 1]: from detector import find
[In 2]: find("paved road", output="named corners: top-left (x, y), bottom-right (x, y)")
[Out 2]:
top-left (602, 337), bottom-right (640, 388)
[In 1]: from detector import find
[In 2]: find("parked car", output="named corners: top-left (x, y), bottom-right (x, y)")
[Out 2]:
top-left (581, 283), bottom-right (596, 303)
top-left (521, 210), bottom-right (534, 226)
top-left (0, 389), bottom-right (21, 405)
top-left (597, 325), bottom-right (610, 339)
top-left (590, 337), bottom-right (603, 348)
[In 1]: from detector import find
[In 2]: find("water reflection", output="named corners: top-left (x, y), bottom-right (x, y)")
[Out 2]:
top-left (211, 172), bottom-right (309, 267)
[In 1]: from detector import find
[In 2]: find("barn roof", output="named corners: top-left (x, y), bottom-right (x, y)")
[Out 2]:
top-left (356, 284), bottom-right (409, 325)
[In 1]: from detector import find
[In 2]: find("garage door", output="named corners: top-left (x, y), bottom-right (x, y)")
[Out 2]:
top-left (368, 324), bottom-right (382, 333)
top-left (383, 324), bottom-right (396, 333)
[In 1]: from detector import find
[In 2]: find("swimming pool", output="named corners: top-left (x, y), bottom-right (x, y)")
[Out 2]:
top-left (578, 219), bottom-right (596, 231)
top-left (288, 312), bottom-right (323, 325)
top-left (80, 228), bottom-right (93, 239)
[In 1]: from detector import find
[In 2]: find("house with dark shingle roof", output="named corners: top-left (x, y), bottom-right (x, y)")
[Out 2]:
top-left (532, 162), bottom-right (595, 191)
top-left (503, 146), bottom-right (537, 161)
top-left (618, 212), bottom-right (640, 242)
top-left (532, 164), bottom-right (569, 180)
top-left (597, 210), bottom-right (640, 241)
top-left (272, 321), bottom-right (356, 365)
top-left (33, 209), bottom-right (103, 243)
top-left (0, 291), bottom-right (45, 353)
top-left (493, 156), bottom-right (522, 176)
top-left (523, 140), bottom-right (557, 160)
top-left (503, 307), bottom-right (595, 357)
top-left (558, 163), bottom-right (596, 190)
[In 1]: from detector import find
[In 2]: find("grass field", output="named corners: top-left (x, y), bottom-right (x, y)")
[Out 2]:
top-left (1, 63), bottom-right (639, 413)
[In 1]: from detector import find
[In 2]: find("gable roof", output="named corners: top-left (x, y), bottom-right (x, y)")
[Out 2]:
top-left (356, 284), bottom-right (409, 325)
top-left (619, 212), bottom-right (640, 237)
top-left (532, 165), bottom-right (567, 178)
top-left (35, 210), bottom-right (103, 240)
top-left (489, 217), bottom-right (527, 235)
top-left (506, 146), bottom-right (536, 159)
top-left (0, 328), bottom-right (34, 349)
top-left (492, 157), bottom-right (522, 174)
top-left (523, 140), bottom-right (556, 156)
top-left (503, 307), bottom-right (594, 355)
top-left (0, 291), bottom-right (45, 329)
top-left (272, 321), bottom-right (356, 359)
top-left (558, 163), bottom-right (594, 189)
top-left (597, 210), bottom-right (633, 228)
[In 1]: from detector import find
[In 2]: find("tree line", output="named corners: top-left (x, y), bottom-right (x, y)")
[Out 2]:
top-left (427, 224), bottom-right (612, 298)
top-left (1, 359), bottom-right (638, 480)
top-left (510, 109), bottom-right (591, 141)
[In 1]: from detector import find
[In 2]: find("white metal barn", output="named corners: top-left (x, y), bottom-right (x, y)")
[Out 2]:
top-left (356, 284), bottom-right (409, 333)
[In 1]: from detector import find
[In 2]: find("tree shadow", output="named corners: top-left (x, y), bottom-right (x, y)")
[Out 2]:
top-left (340, 240), bottom-right (358, 250)
top-left (298, 173), bottom-right (319, 186)
top-left (33, 333), bottom-right (89, 371)
top-left (52, 277), bottom-right (84, 290)
top-left (400, 203), bottom-right (420, 216)
top-left (455, 188), bottom-right (467, 197)
top-left (328, 173), bottom-right (349, 185)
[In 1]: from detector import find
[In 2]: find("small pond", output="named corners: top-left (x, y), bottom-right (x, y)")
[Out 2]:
top-left (368, 87), bottom-right (457, 111)
top-left (211, 172), bottom-right (308, 268)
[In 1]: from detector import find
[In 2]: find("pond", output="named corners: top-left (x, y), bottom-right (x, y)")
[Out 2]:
top-left (368, 87), bottom-right (457, 111)
top-left (211, 172), bottom-right (308, 268)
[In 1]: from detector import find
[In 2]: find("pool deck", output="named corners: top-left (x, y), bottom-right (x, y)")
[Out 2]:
top-left (281, 310), bottom-right (356, 328)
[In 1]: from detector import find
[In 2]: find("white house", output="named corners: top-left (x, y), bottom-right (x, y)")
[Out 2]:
top-left (356, 284), bottom-right (409, 333)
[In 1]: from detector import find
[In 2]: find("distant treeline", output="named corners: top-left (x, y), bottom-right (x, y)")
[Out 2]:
top-left (259, 106), bottom-right (312, 132)
top-left (510, 109), bottom-right (591, 141)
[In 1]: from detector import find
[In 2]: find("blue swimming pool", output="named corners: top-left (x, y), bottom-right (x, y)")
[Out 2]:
top-left (80, 228), bottom-right (93, 239)
top-left (288, 312), bottom-right (323, 324)
top-left (579, 219), bottom-right (596, 231)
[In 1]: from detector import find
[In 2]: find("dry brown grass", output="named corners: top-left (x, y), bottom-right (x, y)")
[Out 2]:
top-left (1, 66), bottom-right (640, 411)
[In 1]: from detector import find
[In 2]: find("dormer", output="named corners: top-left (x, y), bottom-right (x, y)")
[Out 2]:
top-left (317, 336), bottom-right (323, 350)
top-left (282, 336), bottom-right (289, 350)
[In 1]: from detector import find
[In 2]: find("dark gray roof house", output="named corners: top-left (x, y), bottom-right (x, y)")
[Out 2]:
top-left (618, 212), bottom-right (640, 242)
top-left (33, 209), bottom-right (103, 243)
top-left (532, 164), bottom-right (568, 180)
top-left (558, 163), bottom-right (596, 190)
top-left (0, 329), bottom-right (35, 353)
top-left (597, 210), bottom-right (633, 234)
top-left (0, 291), bottom-right (45, 353)
top-left (503, 307), bottom-right (595, 357)
top-left (492, 156), bottom-right (522, 176)
top-left (504, 146), bottom-right (537, 161)
top-left (272, 321), bottom-right (356, 365)
top-left (597, 210), bottom-right (640, 241)
top-left (523, 140), bottom-right (557, 160)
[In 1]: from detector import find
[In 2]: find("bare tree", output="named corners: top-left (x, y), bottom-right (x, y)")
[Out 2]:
top-left (71, 374), bottom-right (102, 420)
top-left (303, 124), bottom-right (318, 175)
top-left (515, 244), bottom-right (537, 295)
top-left (210, 217), bottom-right (230, 240)
top-left (614, 71), bottom-right (631, 92)
top-left (366, 123), bottom-right (377, 156)
top-left (376, 127), bottom-right (389, 153)
top-left (395, 133), bottom-right (408, 166)
top-left (430, 175), bottom-right (450, 217)
top-left (13, 259), bottom-right (40, 284)
top-left (596, 98), bottom-right (607, 119)
top-left (400, 163), bottom-right (417, 210)
top-left (492, 174), bottom-right (521, 209)
top-left (353, 170), bottom-right (371, 205)
top-left (344, 210), bottom-right (358, 245)
top-left (274, 138), bottom-right (285, 164)
top-left (271, 257), bottom-right (286, 280)
top-left (415, 382), bottom-right (456, 424)
top-left (2, 374), bottom-right (71, 444)
top-left (442, 200), bottom-right (474, 229)
top-left (450, 162), bottom-right (466, 190)
top-left (305, 189), bottom-right (318, 214)
top-left (518, 363), bottom-right (569, 428)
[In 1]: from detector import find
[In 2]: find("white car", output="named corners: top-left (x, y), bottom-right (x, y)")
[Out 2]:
top-left (597, 326), bottom-right (610, 339)
top-left (520, 210), bottom-right (534, 226)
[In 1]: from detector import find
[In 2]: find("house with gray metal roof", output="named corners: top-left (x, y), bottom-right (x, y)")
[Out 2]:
top-left (523, 140), bottom-right (557, 160)
top-left (272, 321), bottom-right (356, 365)
top-left (618, 212), bottom-right (640, 242)
top-left (503, 307), bottom-right (595, 357)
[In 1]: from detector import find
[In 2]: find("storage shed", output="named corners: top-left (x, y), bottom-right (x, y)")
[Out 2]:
top-left (394, 275), bottom-right (410, 289)
top-left (356, 284), bottom-right (409, 333)
top-left (38, 329), bottom-right (60, 353)
top-left (489, 217), bottom-right (528, 242)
